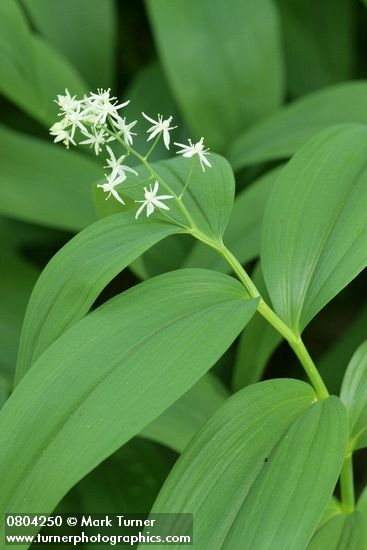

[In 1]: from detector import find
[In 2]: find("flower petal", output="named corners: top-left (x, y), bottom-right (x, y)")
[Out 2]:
top-left (135, 202), bottom-right (147, 219)
top-left (152, 199), bottom-right (170, 211)
top-left (147, 202), bottom-right (155, 217)
top-left (153, 181), bottom-right (159, 195)
top-left (146, 127), bottom-right (161, 141)
top-left (142, 112), bottom-right (158, 125)
top-left (156, 195), bottom-right (174, 200)
top-left (163, 130), bottom-right (170, 150)
top-left (111, 189), bottom-right (125, 205)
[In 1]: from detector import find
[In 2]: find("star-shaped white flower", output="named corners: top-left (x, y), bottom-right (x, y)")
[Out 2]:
top-left (97, 172), bottom-right (126, 205)
top-left (174, 137), bottom-right (212, 171)
top-left (142, 113), bottom-right (177, 149)
top-left (135, 181), bottom-right (174, 219)
top-left (88, 88), bottom-right (129, 126)
top-left (65, 103), bottom-right (90, 138)
top-left (55, 89), bottom-right (80, 115)
top-left (112, 117), bottom-right (137, 146)
top-left (49, 120), bottom-right (75, 149)
top-left (79, 129), bottom-right (114, 155)
top-left (105, 145), bottom-right (138, 178)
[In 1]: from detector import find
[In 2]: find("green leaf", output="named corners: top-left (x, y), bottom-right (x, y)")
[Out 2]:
top-left (146, 0), bottom-right (284, 150)
top-left (0, 0), bottom-right (38, 115)
top-left (141, 380), bottom-right (347, 550)
top-left (16, 213), bottom-right (179, 382)
top-left (340, 341), bottom-right (367, 451)
top-left (21, 0), bottom-right (116, 89)
top-left (262, 124), bottom-right (367, 334)
top-left (95, 153), bottom-right (235, 242)
top-left (32, 35), bottom-right (89, 124)
top-left (141, 373), bottom-right (229, 452)
top-left (232, 263), bottom-right (282, 390)
top-left (0, 0), bottom-right (87, 126)
top-left (0, 124), bottom-right (99, 231)
top-left (229, 82), bottom-right (367, 170)
top-left (319, 303), bottom-right (367, 394)
top-left (276, 0), bottom-right (354, 96)
top-left (184, 166), bottom-right (282, 271)
top-left (0, 269), bottom-right (258, 522)
top-left (307, 511), bottom-right (367, 550)
top-left (318, 497), bottom-right (342, 529)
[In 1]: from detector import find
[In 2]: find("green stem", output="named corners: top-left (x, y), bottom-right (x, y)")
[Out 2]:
top-left (288, 338), bottom-right (329, 400)
top-left (179, 158), bottom-right (196, 199)
top-left (144, 132), bottom-right (162, 160)
top-left (192, 233), bottom-right (329, 400)
top-left (340, 454), bottom-right (355, 513)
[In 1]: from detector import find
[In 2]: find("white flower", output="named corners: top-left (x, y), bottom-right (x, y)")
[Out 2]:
top-left (79, 129), bottom-right (114, 156)
top-left (142, 113), bottom-right (177, 149)
top-left (49, 120), bottom-right (75, 149)
top-left (174, 137), bottom-right (212, 171)
top-left (55, 89), bottom-right (80, 115)
top-left (65, 103), bottom-right (90, 138)
top-left (111, 117), bottom-right (137, 146)
top-left (135, 181), bottom-right (174, 219)
top-left (105, 145), bottom-right (138, 178)
top-left (87, 88), bottom-right (129, 126)
top-left (97, 173), bottom-right (126, 205)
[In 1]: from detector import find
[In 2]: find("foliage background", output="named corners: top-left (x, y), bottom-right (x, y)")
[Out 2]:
top-left (1, 0), bottom-right (367, 545)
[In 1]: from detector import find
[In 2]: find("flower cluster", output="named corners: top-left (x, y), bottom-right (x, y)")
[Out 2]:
top-left (50, 88), bottom-right (212, 219)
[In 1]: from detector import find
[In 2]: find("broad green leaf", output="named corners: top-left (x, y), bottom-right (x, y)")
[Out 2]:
top-left (340, 341), bottom-right (367, 451)
top-left (262, 124), bottom-right (367, 334)
top-left (276, 0), bottom-right (354, 96)
top-left (146, 0), bottom-right (284, 150)
top-left (319, 303), bottom-right (367, 394)
top-left (141, 374), bottom-right (229, 452)
top-left (307, 511), bottom-right (367, 550)
top-left (184, 166), bottom-right (282, 272)
top-left (0, 124), bottom-right (99, 231)
top-left (0, 0), bottom-right (38, 116)
top-left (16, 213), bottom-right (179, 382)
top-left (0, 0), bottom-right (87, 126)
top-left (318, 497), bottom-right (342, 529)
top-left (141, 380), bottom-right (347, 550)
top-left (21, 0), bottom-right (116, 89)
top-left (228, 82), bottom-right (367, 170)
top-left (32, 35), bottom-right (88, 124)
top-left (232, 263), bottom-right (282, 390)
top-left (95, 153), bottom-right (235, 241)
top-left (0, 269), bottom-right (258, 524)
